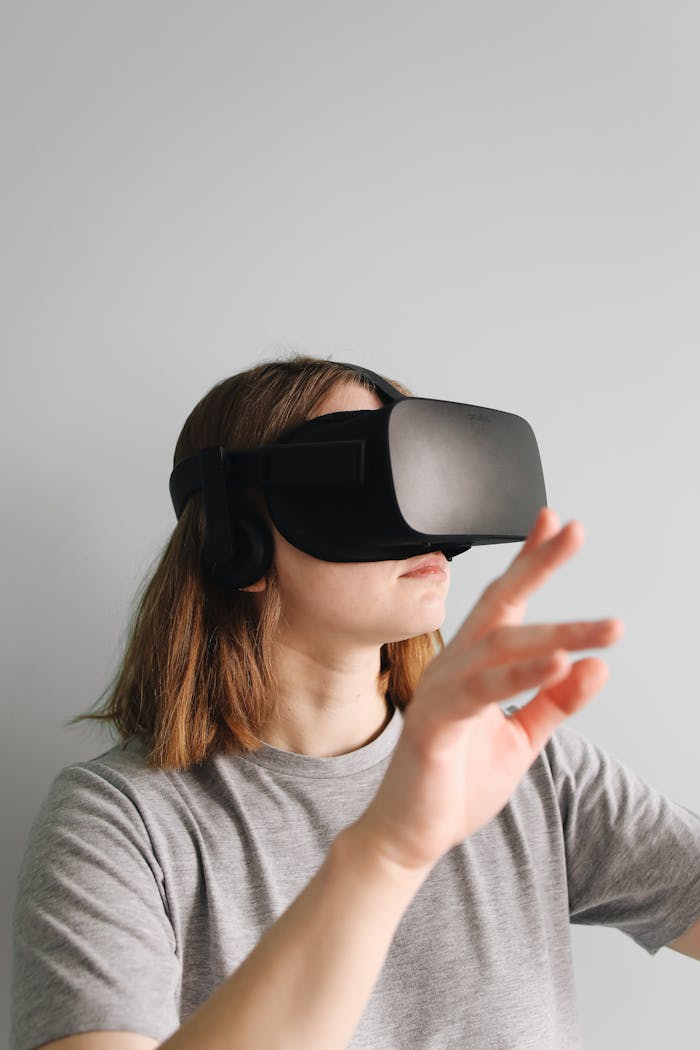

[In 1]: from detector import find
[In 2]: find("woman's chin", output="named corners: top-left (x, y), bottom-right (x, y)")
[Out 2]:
top-left (384, 612), bottom-right (447, 643)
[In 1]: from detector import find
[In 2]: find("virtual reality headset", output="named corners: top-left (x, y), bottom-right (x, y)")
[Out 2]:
top-left (169, 362), bottom-right (548, 589)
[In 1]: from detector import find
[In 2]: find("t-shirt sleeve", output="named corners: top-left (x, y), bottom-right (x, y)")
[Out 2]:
top-left (543, 719), bottom-right (700, 957)
top-left (10, 762), bottom-right (181, 1050)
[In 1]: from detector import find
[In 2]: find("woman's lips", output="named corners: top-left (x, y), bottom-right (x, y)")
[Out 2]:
top-left (399, 567), bottom-right (448, 579)
top-left (399, 552), bottom-right (448, 577)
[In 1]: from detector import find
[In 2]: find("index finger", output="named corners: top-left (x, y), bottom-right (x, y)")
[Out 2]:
top-left (456, 512), bottom-right (587, 649)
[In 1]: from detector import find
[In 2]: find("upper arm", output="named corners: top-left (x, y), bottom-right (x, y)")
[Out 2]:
top-left (12, 766), bottom-right (180, 1050)
top-left (38, 1034), bottom-right (159, 1050)
top-left (666, 913), bottom-right (700, 960)
top-left (543, 723), bottom-right (700, 957)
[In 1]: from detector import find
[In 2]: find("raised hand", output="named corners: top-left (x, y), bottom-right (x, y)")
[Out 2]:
top-left (352, 506), bottom-right (625, 877)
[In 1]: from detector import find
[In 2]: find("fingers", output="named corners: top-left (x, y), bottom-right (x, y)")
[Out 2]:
top-left (494, 517), bottom-right (586, 612)
top-left (419, 649), bottom-right (578, 747)
top-left (464, 649), bottom-right (573, 710)
top-left (453, 616), bottom-right (621, 709)
top-left (505, 657), bottom-right (610, 753)
top-left (430, 505), bottom-right (624, 745)
top-left (466, 618), bottom-right (625, 673)
top-left (513, 505), bottom-right (561, 560)
top-left (456, 508), bottom-right (587, 649)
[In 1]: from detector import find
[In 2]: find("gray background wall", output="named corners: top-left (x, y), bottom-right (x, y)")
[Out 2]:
top-left (2, 1), bottom-right (699, 1045)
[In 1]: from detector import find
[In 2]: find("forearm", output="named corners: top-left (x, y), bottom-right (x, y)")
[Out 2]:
top-left (159, 823), bottom-right (430, 1050)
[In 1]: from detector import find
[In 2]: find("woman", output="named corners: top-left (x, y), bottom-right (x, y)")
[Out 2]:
top-left (11, 354), bottom-right (698, 1050)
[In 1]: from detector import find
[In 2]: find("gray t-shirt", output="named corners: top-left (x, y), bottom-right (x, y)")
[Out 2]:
top-left (10, 701), bottom-right (700, 1050)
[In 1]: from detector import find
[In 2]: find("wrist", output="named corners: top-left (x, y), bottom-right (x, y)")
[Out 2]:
top-left (336, 820), bottom-right (434, 892)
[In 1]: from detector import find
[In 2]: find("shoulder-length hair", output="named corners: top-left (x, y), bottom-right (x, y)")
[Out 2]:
top-left (67, 353), bottom-right (446, 771)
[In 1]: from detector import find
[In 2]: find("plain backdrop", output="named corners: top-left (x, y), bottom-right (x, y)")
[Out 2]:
top-left (2, 2), bottom-right (699, 1046)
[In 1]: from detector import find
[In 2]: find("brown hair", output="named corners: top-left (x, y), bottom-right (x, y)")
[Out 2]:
top-left (67, 352), bottom-right (446, 771)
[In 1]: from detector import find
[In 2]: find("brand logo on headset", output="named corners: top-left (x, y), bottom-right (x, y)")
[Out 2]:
top-left (467, 413), bottom-right (490, 424)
